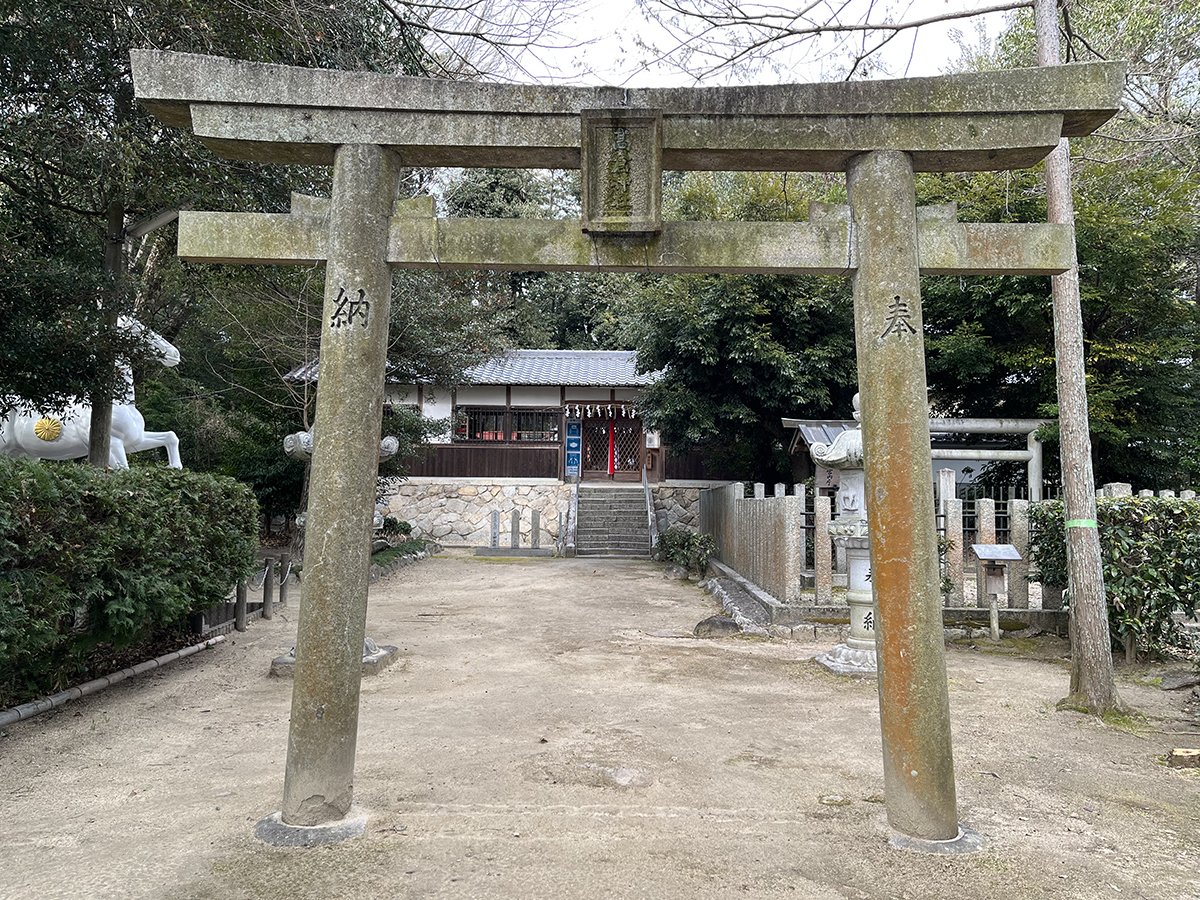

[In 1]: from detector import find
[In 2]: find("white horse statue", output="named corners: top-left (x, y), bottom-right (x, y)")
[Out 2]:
top-left (0, 317), bottom-right (183, 468)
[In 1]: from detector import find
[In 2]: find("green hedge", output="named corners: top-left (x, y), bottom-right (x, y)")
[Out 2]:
top-left (0, 458), bottom-right (258, 707)
top-left (1029, 497), bottom-right (1200, 658)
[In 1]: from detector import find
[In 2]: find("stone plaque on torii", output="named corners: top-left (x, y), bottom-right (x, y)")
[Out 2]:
top-left (131, 50), bottom-right (1123, 849)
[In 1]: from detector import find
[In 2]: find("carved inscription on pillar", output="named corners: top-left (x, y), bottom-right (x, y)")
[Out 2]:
top-left (329, 287), bottom-right (370, 329)
top-left (580, 109), bottom-right (662, 236)
top-left (880, 295), bottom-right (917, 339)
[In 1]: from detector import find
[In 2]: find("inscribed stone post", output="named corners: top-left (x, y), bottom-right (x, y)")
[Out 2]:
top-left (1008, 499), bottom-right (1031, 610)
top-left (947, 499), bottom-right (964, 607)
top-left (848, 150), bottom-right (957, 842)
top-left (282, 144), bottom-right (399, 827)
top-left (511, 510), bottom-right (520, 549)
top-left (784, 496), bottom-right (805, 604)
top-left (814, 495), bottom-right (833, 605)
top-left (975, 499), bottom-right (996, 605)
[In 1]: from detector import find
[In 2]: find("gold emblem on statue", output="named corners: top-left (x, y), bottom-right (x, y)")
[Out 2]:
top-left (34, 417), bottom-right (63, 441)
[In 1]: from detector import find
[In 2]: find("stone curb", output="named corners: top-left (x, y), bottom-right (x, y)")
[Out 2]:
top-left (704, 577), bottom-right (769, 637)
top-left (0, 636), bottom-right (226, 727)
top-left (367, 547), bottom-right (438, 584)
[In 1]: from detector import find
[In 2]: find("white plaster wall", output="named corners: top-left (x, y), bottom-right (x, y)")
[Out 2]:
top-left (385, 478), bottom-right (570, 547)
top-left (615, 389), bottom-right (642, 402)
top-left (511, 386), bottom-right (561, 407)
top-left (457, 385), bottom-right (506, 405)
top-left (564, 387), bottom-right (611, 401)
top-left (422, 387), bottom-right (453, 442)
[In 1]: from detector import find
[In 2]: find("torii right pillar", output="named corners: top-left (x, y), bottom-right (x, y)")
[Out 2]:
top-left (848, 150), bottom-right (962, 846)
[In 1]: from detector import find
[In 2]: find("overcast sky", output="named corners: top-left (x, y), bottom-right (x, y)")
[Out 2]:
top-left (521, 0), bottom-right (1016, 86)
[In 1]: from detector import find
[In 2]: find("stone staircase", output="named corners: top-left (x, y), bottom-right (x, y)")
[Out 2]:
top-left (575, 485), bottom-right (652, 558)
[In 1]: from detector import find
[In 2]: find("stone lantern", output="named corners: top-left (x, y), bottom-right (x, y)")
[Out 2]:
top-left (810, 394), bottom-right (877, 675)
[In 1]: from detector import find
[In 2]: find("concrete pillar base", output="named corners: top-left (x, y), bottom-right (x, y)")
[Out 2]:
top-left (269, 637), bottom-right (399, 678)
top-left (889, 824), bottom-right (987, 855)
top-left (815, 643), bottom-right (877, 676)
top-left (254, 809), bottom-right (368, 847)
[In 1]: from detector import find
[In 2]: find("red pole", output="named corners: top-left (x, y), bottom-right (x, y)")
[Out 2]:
top-left (608, 420), bottom-right (616, 475)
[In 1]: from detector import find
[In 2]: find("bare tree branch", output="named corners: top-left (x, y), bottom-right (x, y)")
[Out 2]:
top-left (637, 0), bottom-right (1034, 81)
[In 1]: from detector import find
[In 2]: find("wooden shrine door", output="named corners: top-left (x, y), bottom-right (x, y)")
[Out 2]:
top-left (582, 416), bottom-right (643, 482)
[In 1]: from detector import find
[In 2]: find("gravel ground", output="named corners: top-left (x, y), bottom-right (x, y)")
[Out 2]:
top-left (1, 553), bottom-right (1197, 900)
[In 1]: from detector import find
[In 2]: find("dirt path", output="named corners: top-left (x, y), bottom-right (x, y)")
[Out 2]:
top-left (1, 554), bottom-right (1197, 900)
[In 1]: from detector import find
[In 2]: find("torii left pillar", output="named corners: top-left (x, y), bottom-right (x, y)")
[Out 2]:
top-left (280, 144), bottom-right (399, 827)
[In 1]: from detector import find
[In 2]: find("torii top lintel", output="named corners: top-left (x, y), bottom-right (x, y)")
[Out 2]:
top-left (130, 50), bottom-right (1124, 173)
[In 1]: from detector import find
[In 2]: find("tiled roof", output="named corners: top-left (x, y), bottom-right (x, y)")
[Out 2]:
top-left (285, 350), bottom-right (658, 387)
top-left (465, 350), bottom-right (657, 387)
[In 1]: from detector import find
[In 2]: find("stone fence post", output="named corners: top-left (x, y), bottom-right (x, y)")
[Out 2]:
top-left (1008, 499), bottom-right (1030, 609)
top-left (784, 494), bottom-right (805, 603)
top-left (946, 499), bottom-right (964, 607)
top-left (815, 494), bottom-right (832, 605)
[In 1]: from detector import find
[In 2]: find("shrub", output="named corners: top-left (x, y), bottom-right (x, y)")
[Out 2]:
top-left (0, 458), bottom-right (258, 706)
top-left (381, 516), bottom-right (412, 537)
top-left (655, 526), bottom-right (717, 573)
top-left (1029, 497), bottom-right (1200, 659)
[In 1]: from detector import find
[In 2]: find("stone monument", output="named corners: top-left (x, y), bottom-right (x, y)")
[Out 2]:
top-left (130, 50), bottom-right (1124, 848)
top-left (811, 395), bottom-right (876, 675)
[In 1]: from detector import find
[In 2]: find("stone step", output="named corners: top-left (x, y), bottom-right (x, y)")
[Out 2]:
top-left (576, 549), bottom-right (652, 559)
top-left (579, 546), bottom-right (652, 554)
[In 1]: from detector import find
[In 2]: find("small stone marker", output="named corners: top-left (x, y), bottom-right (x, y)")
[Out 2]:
top-left (1166, 749), bottom-right (1200, 769)
top-left (490, 510), bottom-right (500, 549)
top-left (531, 509), bottom-right (541, 549)
top-left (510, 510), bottom-right (520, 549)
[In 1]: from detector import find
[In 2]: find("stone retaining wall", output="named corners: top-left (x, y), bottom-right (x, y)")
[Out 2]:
top-left (652, 483), bottom-right (710, 533)
top-left (386, 479), bottom-right (722, 548)
top-left (385, 478), bottom-right (569, 548)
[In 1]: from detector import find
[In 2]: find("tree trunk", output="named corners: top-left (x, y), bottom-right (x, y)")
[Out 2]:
top-left (88, 199), bottom-right (124, 468)
top-left (1035, 0), bottom-right (1123, 715)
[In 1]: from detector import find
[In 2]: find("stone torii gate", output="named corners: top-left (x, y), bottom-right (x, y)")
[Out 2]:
top-left (131, 51), bottom-right (1123, 848)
